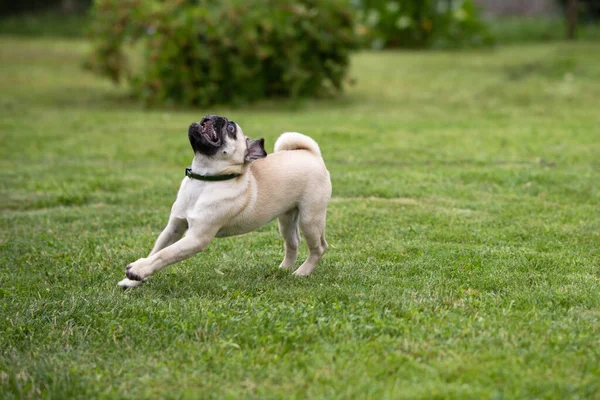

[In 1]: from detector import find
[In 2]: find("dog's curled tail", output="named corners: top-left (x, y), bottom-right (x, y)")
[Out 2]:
top-left (274, 132), bottom-right (321, 157)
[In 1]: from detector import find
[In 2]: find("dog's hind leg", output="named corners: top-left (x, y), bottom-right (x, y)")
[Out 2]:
top-left (320, 234), bottom-right (328, 252)
top-left (278, 208), bottom-right (300, 269)
top-left (294, 209), bottom-right (328, 276)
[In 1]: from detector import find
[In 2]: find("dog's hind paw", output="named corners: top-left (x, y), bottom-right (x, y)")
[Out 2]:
top-left (292, 268), bottom-right (312, 277)
top-left (117, 278), bottom-right (145, 289)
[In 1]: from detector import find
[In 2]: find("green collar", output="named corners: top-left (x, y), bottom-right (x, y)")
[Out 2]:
top-left (185, 167), bottom-right (240, 182)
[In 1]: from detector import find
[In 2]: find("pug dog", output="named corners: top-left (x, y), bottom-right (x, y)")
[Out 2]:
top-left (118, 115), bottom-right (331, 289)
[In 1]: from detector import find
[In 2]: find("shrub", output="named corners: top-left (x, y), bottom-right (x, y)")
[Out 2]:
top-left (351, 0), bottom-right (494, 49)
top-left (87, 0), bottom-right (357, 106)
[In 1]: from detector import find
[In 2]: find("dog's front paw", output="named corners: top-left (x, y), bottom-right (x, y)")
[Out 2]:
top-left (117, 278), bottom-right (145, 290)
top-left (125, 259), bottom-right (151, 281)
top-left (125, 264), bottom-right (144, 281)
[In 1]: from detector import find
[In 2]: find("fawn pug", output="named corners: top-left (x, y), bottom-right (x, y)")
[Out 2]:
top-left (118, 115), bottom-right (331, 288)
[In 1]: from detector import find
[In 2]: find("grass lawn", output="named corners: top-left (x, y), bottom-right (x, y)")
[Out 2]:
top-left (1, 33), bottom-right (599, 399)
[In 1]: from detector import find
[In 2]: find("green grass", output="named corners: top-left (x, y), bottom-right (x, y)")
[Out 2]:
top-left (1, 34), bottom-right (599, 399)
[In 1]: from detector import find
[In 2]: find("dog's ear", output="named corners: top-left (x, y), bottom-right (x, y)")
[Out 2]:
top-left (245, 138), bottom-right (267, 163)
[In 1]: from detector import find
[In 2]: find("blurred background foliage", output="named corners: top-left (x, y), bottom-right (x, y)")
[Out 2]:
top-left (352, 0), bottom-right (494, 49)
top-left (0, 0), bottom-right (598, 106)
top-left (85, 0), bottom-right (356, 106)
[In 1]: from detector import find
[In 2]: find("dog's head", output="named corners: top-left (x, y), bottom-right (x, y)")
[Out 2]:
top-left (188, 115), bottom-right (267, 168)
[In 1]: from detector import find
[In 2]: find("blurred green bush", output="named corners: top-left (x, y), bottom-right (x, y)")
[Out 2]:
top-left (351, 0), bottom-right (494, 49)
top-left (87, 0), bottom-right (356, 106)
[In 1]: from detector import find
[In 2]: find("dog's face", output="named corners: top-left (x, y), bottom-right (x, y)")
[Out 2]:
top-left (188, 115), bottom-right (266, 166)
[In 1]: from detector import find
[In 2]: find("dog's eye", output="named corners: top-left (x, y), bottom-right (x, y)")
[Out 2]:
top-left (227, 123), bottom-right (235, 133)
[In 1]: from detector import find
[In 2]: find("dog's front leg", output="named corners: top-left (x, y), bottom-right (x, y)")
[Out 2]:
top-left (124, 228), bottom-right (215, 282)
top-left (148, 217), bottom-right (188, 256)
top-left (117, 217), bottom-right (188, 289)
